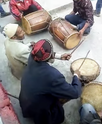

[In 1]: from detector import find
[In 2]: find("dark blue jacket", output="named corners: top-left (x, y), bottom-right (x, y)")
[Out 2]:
top-left (19, 55), bottom-right (81, 124)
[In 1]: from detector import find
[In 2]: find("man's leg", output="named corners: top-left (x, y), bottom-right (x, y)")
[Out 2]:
top-left (96, 0), bottom-right (102, 14)
top-left (77, 21), bottom-right (91, 34)
top-left (79, 103), bottom-right (96, 121)
top-left (94, 0), bottom-right (102, 17)
top-left (23, 5), bottom-right (38, 16)
top-left (65, 14), bottom-right (91, 34)
top-left (65, 14), bottom-right (81, 26)
top-left (0, 5), bottom-right (5, 14)
top-left (0, 4), bottom-right (10, 17)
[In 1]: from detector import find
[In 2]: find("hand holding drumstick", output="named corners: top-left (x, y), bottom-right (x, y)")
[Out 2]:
top-left (61, 53), bottom-right (71, 60)
top-left (74, 70), bottom-right (81, 79)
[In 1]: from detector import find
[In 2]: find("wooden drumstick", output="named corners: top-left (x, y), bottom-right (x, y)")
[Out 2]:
top-left (78, 50), bottom-right (90, 70)
top-left (70, 38), bottom-right (85, 55)
top-left (59, 19), bottom-right (71, 34)
top-left (6, 92), bottom-right (19, 100)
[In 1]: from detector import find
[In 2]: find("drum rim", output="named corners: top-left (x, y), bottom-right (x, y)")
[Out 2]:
top-left (22, 16), bottom-right (31, 34)
top-left (84, 81), bottom-right (102, 87)
top-left (71, 58), bottom-right (100, 68)
top-left (81, 81), bottom-right (102, 112)
top-left (64, 32), bottom-right (81, 50)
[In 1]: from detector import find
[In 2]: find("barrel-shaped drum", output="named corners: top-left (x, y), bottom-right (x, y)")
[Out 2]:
top-left (48, 18), bottom-right (81, 49)
top-left (81, 82), bottom-right (102, 112)
top-left (70, 58), bottom-right (100, 83)
top-left (22, 9), bottom-right (52, 34)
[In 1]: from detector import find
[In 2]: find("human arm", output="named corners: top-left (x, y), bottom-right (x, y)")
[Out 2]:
top-left (26, 42), bottom-right (35, 47)
top-left (31, 0), bottom-right (42, 10)
top-left (69, 10), bottom-right (75, 15)
top-left (73, 1), bottom-right (77, 14)
top-left (79, 22), bottom-right (90, 38)
top-left (51, 73), bottom-right (81, 100)
top-left (79, 1), bottom-right (93, 38)
top-left (9, 1), bottom-right (22, 21)
top-left (54, 53), bottom-right (71, 60)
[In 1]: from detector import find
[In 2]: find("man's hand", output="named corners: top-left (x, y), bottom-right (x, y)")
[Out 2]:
top-left (20, 13), bottom-right (23, 19)
top-left (74, 70), bottom-right (80, 78)
top-left (61, 53), bottom-right (71, 60)
top-left (30, 42), bottom-right (35, 47)
top-left (78, 22), bottom-right (90, 39)
top-left (79, 29), bottom-right (84, 39)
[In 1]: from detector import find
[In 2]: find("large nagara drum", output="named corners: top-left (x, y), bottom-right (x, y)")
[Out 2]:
top-left (70, 58), bottom-right (100, 83)
top-left (81, 82), bottom-right (102, 112)
top-left (22, 9), bottom-right (52, 34)
top-left (48, 18), bottom-right (81, 49)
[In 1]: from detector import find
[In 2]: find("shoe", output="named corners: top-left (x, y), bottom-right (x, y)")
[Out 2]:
top-left (93, 10), bottom-right (100, 17)
top-left (1, 12), bottom-right (11, 18)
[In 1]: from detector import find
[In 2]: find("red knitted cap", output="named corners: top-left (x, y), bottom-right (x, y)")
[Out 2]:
top-left (31, 39), bottom-right (53, 61)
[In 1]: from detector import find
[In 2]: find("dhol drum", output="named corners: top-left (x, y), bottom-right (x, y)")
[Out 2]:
top-left (48, 18), bottom-right (81, 49)
top-left (22, 9), bottom-right (52, 34)
top-left (81, 82), bottom-right (102, 112)
top-left (70, 58), bottom-right (100, 83)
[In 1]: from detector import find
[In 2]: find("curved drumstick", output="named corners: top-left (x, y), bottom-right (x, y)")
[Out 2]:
top-left (70, 38), bottom-right (85, 55)
top-left (78, 50), bottom-right (90, 70)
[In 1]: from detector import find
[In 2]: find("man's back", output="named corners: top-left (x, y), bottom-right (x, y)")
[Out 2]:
top-left (19, 54), bottom-right (81, 124)
top-left (4, 38), bottom-right (29, 79)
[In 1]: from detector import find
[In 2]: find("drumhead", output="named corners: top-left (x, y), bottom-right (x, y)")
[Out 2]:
top-left (22, 16), bottom-right (32, 34)
top-left (81, 82), bottom-right (102, 112)
top-left (70, 58), bottom-right (100, 82)
top-left (64, 32), bottom-right (81, 49)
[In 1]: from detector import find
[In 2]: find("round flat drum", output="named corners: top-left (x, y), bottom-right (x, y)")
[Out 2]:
top-left (81, 82), bottom-right (102, 112)
top-left (70, 58), bottom-right (100, 83)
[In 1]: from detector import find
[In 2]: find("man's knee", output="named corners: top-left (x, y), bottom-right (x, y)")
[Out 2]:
top-left (77, 24), bottom-right (91, 34)
top-left (79, 104), bottom-right (96, 116)
top-left (29, 5), bottom-right (38, 11)
top-left (65, 14), bottom-right (73, 22)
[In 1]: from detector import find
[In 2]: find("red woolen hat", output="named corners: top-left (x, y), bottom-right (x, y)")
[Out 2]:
top-left (31, 39), bottom-right (53, 61)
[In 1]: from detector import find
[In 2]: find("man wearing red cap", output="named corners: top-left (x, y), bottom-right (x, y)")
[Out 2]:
top-left (19, 39), bottom-right (82, 124)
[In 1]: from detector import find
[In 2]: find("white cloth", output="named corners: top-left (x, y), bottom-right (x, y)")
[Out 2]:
top-left (3, 24), bottom-right (18, 38)
top-left (74, 73), bottom-right (79, 78)
top-left (55, 53), bottom-right (61, 59)
top-left (4, 38), bottom-right (31, 79)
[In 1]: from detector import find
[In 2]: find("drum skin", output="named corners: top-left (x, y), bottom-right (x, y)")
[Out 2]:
top-left (81, 82), bottom-right (102, 112)
top-left (48, 18), bottom-right (81, 49)
top-left (70, 58), bottom-right (100, 83)
top-left (22, 9), bottom-right (52, 34)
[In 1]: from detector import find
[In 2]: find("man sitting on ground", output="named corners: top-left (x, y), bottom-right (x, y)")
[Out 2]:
top-left (3, 23), bottom-right (33, 79)
top-left (65, 0), bottom-right (94, 38)
top-left (9, 0), bottom-right (42, 21)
